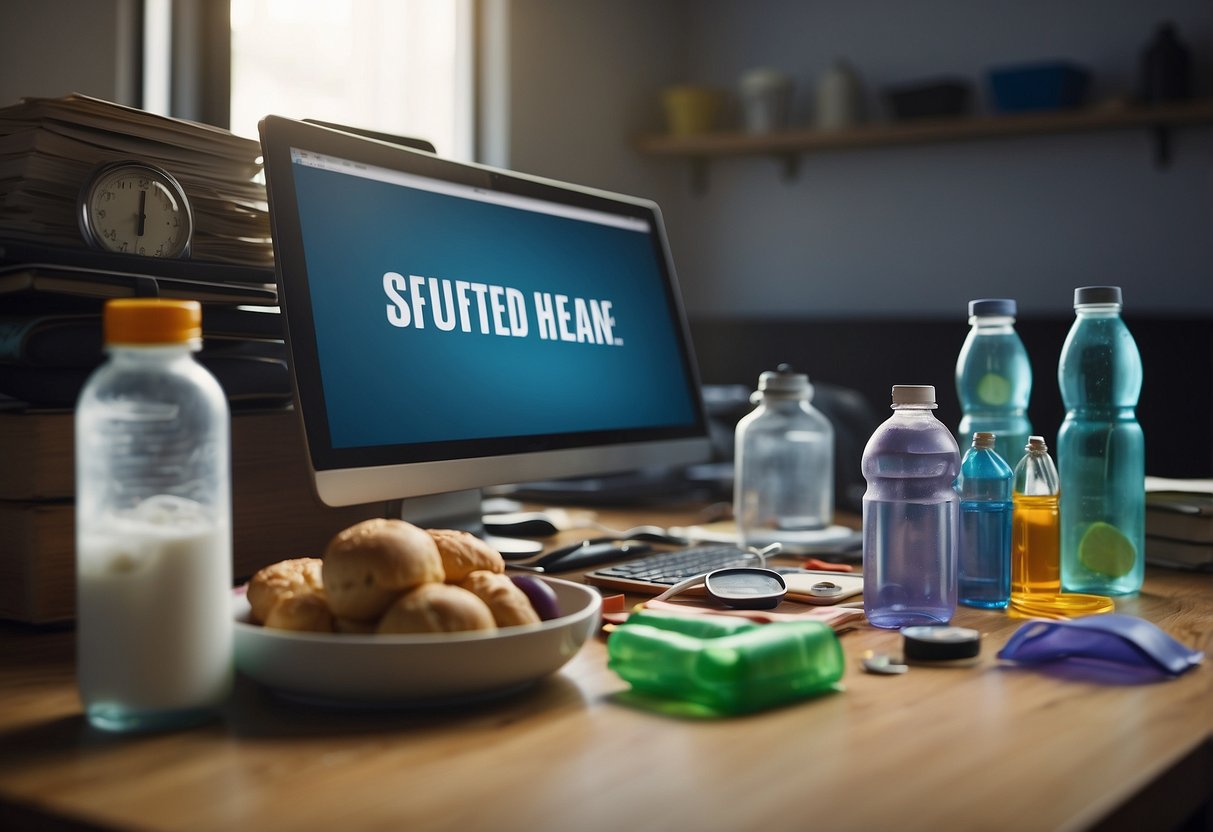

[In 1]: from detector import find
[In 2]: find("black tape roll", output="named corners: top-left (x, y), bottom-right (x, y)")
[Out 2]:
top-left (902, 626), bottom-right (982, 662)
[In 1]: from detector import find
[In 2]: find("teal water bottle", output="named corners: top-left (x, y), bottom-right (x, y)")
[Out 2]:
top-left (955, 299), bottom-right (1033, 468)
top-left (1057, 286), bottom-right (1145, 595)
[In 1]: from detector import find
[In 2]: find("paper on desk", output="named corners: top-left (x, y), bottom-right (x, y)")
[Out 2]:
top-left (671, 522), bottom-right (863, 555)
top-left (639, 598), bottom-right (866, 629)
top-left (1145, 476), bottom-right (1213, 495)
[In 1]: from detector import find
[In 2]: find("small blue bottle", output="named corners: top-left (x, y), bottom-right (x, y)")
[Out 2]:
top-left (955, 298), bottom-right (1033, 469)
top-left (955, 431), bottom-right (1013, 609)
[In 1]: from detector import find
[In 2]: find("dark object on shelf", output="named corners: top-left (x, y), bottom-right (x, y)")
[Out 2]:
top-left (1140, 22), bottom-right (1192, 104)
top-left (884, 79), bottom-right (972, 121)
top-left (987, 61), bottom-right (1091, 113)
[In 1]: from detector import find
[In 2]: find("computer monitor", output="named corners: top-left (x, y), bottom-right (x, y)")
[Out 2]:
top-left (258, 116), bottom-right (712, 536)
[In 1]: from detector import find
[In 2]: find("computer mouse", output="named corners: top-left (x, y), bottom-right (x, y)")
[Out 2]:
top-left (482, 511), bottom-right (562, 537)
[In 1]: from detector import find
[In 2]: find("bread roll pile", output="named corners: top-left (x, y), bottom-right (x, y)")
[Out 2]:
top-left (246, 518), bottom-right (543, 634)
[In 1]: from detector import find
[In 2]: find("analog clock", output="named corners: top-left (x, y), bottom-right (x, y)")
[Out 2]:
top-left (78, 160), bottom-right (194, 258)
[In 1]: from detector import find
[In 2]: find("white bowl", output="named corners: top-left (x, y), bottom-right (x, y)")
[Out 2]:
top-left (233, 577), bottom-right (601, 706)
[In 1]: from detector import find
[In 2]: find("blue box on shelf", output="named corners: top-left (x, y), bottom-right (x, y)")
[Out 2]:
top-left (987, 61), bottom-right (1091, 113)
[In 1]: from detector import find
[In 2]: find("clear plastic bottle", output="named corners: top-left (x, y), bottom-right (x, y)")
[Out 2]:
top-left (955, 298), bottom-right (1033, 468)
top-left (1011, 435), bottom-right (1061, 601)
top-left (734, 365), bottom-right (834, 548)
top-left (956, 431), bottom-right (1013, 609)
top-left (861, 384), bottom-right (960, 629)
top-left (1057, 286), bottom-right (1145, 596)
top-left (75, 299), bottom-right (233, 732)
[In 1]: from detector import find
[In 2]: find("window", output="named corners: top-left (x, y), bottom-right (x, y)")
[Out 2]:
top-left (227, 0), bottom-right (472, 159)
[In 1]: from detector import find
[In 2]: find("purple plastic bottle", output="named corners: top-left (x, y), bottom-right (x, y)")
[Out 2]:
top-left (862, 385), bottom-right (961, 629)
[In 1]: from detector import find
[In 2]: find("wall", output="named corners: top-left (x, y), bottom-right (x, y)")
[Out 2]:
top-left (494, 0), bottom-right (687, 205)
top-left (500, 0), bottom-right (1213, 320)
top-left (0, 0), bottom-right (139, 107)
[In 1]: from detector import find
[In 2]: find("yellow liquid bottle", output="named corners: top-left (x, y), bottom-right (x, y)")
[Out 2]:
top-left (1011, 491), bottom-right (1060, 600)
top-left (1009, 436), bottom-right (1115, 619)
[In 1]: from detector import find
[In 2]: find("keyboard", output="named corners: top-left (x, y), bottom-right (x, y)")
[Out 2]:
top-left (584, 543), bottom-right (760, 594)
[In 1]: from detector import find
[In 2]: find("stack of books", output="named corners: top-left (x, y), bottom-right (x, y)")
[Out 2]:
top-left (0, 408), bottom-right (396, 623)
top-left (0, 94), bottom-right (290, 410)
top-left (1145, 477), bottom-right (1213, 571)
top-left (0, 93), bottom-right (272, 267)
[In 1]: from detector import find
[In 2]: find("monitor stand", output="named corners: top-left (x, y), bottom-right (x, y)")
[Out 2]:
top-left (398, 489), bottom-right (543, 557)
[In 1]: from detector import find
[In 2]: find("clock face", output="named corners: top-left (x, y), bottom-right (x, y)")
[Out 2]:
top-left (78, 161), bottom-right (194, 258)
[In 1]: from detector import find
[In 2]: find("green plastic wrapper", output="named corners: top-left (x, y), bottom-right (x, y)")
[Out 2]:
top-left (607, 614), bottom-right (845, 715)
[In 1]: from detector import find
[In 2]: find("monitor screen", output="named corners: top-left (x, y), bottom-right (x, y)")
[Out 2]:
top-left (259, 116), bottom-right (711, 510)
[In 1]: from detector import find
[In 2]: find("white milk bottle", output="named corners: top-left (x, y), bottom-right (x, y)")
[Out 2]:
top-left (75, 299), bottom-right (232, 732)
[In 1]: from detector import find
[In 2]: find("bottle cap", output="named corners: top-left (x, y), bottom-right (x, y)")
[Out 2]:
top-left (757, 364), bottom-right (812, 398)
top-left (891, 384), bottom-right (936, 405)
top-left (1026, 435), bottom-right (1048, 452)
top-left (968, 298), bottom-right (1016, 317)
top-left (902, 626), bottom-right (981, 662)
top-left (104, 299), bottom-right (202, 346)
top-left (972, 431), bottom-right (996, 449)
top-left (1073, 286), bottom-right (1122, 306)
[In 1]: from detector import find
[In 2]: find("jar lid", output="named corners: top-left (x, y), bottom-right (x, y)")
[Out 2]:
top-left (1074, 286), bottom-right (1122, 306)
top-left (757, 364), bottom-right (811, 397)
top-left (968, 298), bottom-right (1016, 317)
top-left (902, 626), bottom-right (981, 662)
top-left (104, 299), bottom-right (202, 345)
top-left (891, 384), bottom-right (935, 405)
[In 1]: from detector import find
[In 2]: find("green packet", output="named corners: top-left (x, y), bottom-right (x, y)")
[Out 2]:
top-left (606, 611), bottom-right (845, 716)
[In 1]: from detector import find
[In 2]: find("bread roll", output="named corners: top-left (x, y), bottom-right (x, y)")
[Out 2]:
top-left (247, 558), bottom-right (325, 624)
top-left (322, 518), bottom-right (445, 621)
top-left (263, 592), bottom-right (334, 633)
top-left (376, 583), bottom-right (496, 634)
top-left (428, 529), bottom-right (505, 583)
top-left (460, 570), bottom-right (541, 627)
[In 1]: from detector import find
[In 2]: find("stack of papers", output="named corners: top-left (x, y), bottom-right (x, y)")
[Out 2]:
top-left (1144, 477), bottom-right (1213, 571)
top-left (0, 94), bottom-right (272, 268)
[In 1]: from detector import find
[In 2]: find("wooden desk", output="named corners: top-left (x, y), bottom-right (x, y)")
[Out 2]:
top-left (1, 505), bottom-right (1210, 831)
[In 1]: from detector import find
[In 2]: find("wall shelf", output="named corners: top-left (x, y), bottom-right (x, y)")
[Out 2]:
top-left (635, 99), bottom-right (1213, 191)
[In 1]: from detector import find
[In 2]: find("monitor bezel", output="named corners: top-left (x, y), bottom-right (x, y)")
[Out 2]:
top-left (258, 115), bottom-right (712, 507)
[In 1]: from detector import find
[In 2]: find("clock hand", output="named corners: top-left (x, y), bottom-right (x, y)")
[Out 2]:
top-left (136, 190), bottom-right (146, 237)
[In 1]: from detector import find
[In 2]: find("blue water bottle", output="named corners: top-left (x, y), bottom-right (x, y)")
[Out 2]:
top-left (955, 298), bottom-right (1033, 468)
top-left (1057, 286), bottom-right (1145, 595)
top-left (955, 431), bottom-right (1013, 609)
top-left (862, 385), bottom-right (960, 629)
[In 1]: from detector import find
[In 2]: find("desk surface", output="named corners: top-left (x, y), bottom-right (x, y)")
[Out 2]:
top-left (1, 505), bottom-right (1211, 832)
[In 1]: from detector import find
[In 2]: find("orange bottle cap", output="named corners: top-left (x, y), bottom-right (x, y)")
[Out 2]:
top-left (104, 299), bottom-right (202, 345)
